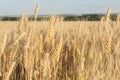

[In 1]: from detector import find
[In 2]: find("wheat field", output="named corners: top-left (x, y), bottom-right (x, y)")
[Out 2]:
top-left (0, 6), bottom-right (120, 80)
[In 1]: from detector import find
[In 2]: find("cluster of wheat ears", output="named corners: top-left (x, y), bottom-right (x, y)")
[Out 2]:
top-left (0, 4), bottom-right (120, 80)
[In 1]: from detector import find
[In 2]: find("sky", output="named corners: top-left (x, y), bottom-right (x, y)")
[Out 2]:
top-left (0, 0), bottom-right (120, 15)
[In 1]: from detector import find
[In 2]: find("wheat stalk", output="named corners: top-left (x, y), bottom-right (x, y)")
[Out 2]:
top-left (80, 36), bottom-right (88, 72)
top-left (73, 38), bottom-right (77, 64)
top-left (0, 35), bottom-right (7, 58)
top-left (42, 53), bottom-right (51, 80)
top-left (3, 62), bottom-right (16, 80)
top-left (39, 34), bottom-right (43, 54)
top-left (116, 14), bottom-right (120, 27)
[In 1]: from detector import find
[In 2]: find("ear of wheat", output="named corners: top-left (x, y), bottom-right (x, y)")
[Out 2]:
top-left (24, 15), bottom-right (29, 32)
top-left (105, 8), bottom-right (111, 20)
top-left (45, 16), bottom-right (56, 49)
top-left (34, 4), bottom-right (40, 21)
top-left (19, 14), bottom-right (25, 34)
top-left (104, 8), bottom-right (112, 35)
top-left (102, 33), bottom-right (112, 58)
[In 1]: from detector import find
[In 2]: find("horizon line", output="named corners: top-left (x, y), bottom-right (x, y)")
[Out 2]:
top-left (0, 12), bottom-right (119, 17)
